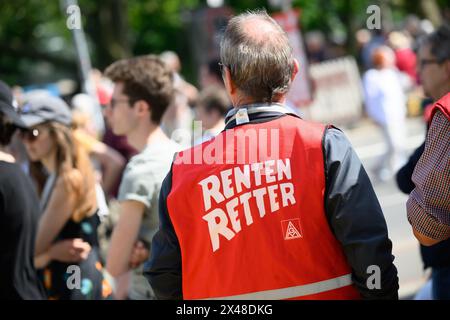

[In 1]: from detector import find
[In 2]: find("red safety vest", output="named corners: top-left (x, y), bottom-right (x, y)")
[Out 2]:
top-left (429, 92), bottom-right (450, 124)
top-left (167, 115), bottom-right (361, 300)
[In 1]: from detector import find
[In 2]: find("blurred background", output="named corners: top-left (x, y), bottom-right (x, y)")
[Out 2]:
top-left (0, 0), bottom-right (447, 89)
top-left (1, 0), bottom-right (449, 299)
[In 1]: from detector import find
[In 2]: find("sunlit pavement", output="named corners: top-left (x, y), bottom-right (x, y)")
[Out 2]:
top-left (342, 116), bottom-right (427, 299)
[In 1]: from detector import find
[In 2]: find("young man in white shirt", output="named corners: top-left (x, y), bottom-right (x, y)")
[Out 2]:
top-left (104, 55), bottom-right (180, 299)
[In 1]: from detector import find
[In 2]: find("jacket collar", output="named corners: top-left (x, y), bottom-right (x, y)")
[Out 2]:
top-left (224, 103), bottom-right (300, 130)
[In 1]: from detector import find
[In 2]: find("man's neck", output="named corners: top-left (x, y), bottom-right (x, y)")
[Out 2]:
top-left (433, 85), bottom-right (450, 101)
top-left (127, 122), bottom-right (169, 153)
top-left (232, 95), bottom-right (286, 108)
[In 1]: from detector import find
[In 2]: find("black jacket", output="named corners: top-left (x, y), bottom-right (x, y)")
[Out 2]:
top-left (396, 142), bottom-right (450, 269)
top-left (0, 161), bottom-right (46, 300)
top-left (144, 113), bottom-right (399, 300)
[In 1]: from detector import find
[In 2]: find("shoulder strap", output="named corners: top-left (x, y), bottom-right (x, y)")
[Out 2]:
top-left (40, 173), bottom-right (56, 211)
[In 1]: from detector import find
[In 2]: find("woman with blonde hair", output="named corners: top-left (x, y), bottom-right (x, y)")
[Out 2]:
top-left (19, 93), bottom-right (112, 300)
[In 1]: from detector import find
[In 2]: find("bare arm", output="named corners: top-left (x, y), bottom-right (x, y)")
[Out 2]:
top-left (34, 177), bottom-right (76, 256)
top-left (412, 229), bottom-right (441, 246)
top-left (34, 239), bottom-right (92, 269)
top-left (106, 200), bottom-right (144, 277)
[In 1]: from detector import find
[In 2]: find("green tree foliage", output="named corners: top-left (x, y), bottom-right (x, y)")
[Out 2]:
top-left (0, 0), bottom-right (447, 86)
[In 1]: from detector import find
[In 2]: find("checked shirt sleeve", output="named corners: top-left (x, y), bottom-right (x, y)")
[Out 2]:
top-left (407, 111), bottom-right (450, 241)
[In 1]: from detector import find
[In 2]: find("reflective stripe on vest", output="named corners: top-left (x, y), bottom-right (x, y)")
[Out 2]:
top-left (203, 274), bottom-right (353, 300)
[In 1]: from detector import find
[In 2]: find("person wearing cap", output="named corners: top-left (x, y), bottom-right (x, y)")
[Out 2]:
top-left (144, 10), bottom-right (398, 300)
top-left (0, 80), bottom-right (46, 299)
top-left (19, 93), bottom-right (113, 300)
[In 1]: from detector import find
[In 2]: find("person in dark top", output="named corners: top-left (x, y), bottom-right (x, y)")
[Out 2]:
top-left (102, 127), bottom-right (137, 198)
top-left (397, 146), bottom-right (450, 298)
top-left (0, 80), bottom-right (46, 300)
top-left (397, 142), bottom-right (450, 268)
top-left (396, 142), bottom-right (425, 194)
top-left (19, 93), bottom-right (113, 300)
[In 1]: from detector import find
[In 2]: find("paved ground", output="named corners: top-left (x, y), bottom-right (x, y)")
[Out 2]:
top-left (342, 116), bottom-right (428, 299)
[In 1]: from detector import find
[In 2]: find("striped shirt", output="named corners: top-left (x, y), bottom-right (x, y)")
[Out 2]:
top-left (407, 110), bottom-right (450, 241)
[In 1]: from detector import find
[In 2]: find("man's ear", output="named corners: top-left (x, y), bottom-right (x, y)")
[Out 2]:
top-left (135, 100), bottom-right (151, 117)
top-left (223, 67), bottom-right (236, 96)
top-left (291, 59), bottom-right (300, 82)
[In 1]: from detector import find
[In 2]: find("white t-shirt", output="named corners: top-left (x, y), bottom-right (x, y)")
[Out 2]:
top-left (363, 68), bottom-right (407, 126)
top-left (118, 139), bottom-right (180, 300)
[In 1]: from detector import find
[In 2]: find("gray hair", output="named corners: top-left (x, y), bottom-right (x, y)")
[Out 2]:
top-left (220, 10), bottom-right (294, 103)
top-left (420, 24), bottom-right (450, 63)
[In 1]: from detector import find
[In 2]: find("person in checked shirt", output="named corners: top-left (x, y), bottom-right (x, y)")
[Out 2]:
top-left (407, 93), bottom-right (450, 246)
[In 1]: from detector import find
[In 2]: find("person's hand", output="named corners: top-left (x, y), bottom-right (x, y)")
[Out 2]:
top-left (49, 238), bottom-right (92, 263)
top-left (129, 240), bottom-right (149, 269)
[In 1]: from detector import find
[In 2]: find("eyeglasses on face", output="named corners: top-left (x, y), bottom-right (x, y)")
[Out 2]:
top-left (418, 58), bottom-right (440, 70)
top-left (108, 97), bottom-right (131, 109)
top-left (19, 128), bottom-right (41, 142)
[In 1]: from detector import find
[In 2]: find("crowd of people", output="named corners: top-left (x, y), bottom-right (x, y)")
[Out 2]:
top-left (0, 10), bottom-right (449, 300)
top-left (358, 21), bottom-right (450, 300)
top-left (358, 18), bottom-right (432, 182)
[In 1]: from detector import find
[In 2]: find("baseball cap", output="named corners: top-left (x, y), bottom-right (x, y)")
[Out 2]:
top-left (0, 80), bottom-right (26, 128)
top-left (20, 92), bottom-right (72, 128)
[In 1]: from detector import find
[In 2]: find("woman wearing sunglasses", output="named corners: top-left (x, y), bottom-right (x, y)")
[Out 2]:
top-left (19, 93), bottom-right (112, 300)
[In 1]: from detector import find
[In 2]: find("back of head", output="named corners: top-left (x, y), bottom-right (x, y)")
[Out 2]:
top-left (220, 10), bottom-right (294, 103)
top-left (388, 31), bottom-right (412, 50)
top-left (0, 113), bottom-right (16, 146)
top-left (0, 80), bottom-right (23, 145)
top-left (198, 85), bottom-right (230, 117)
top-left (160, 51), bottom-right (181, 73)
top-left (372, 45), bottom-right (396, 69)
top-left (104, 55), bottom-right (174, 124)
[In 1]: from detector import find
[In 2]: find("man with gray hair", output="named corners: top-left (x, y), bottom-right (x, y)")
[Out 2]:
top-left (144, 10), bottom-right (398, 300)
